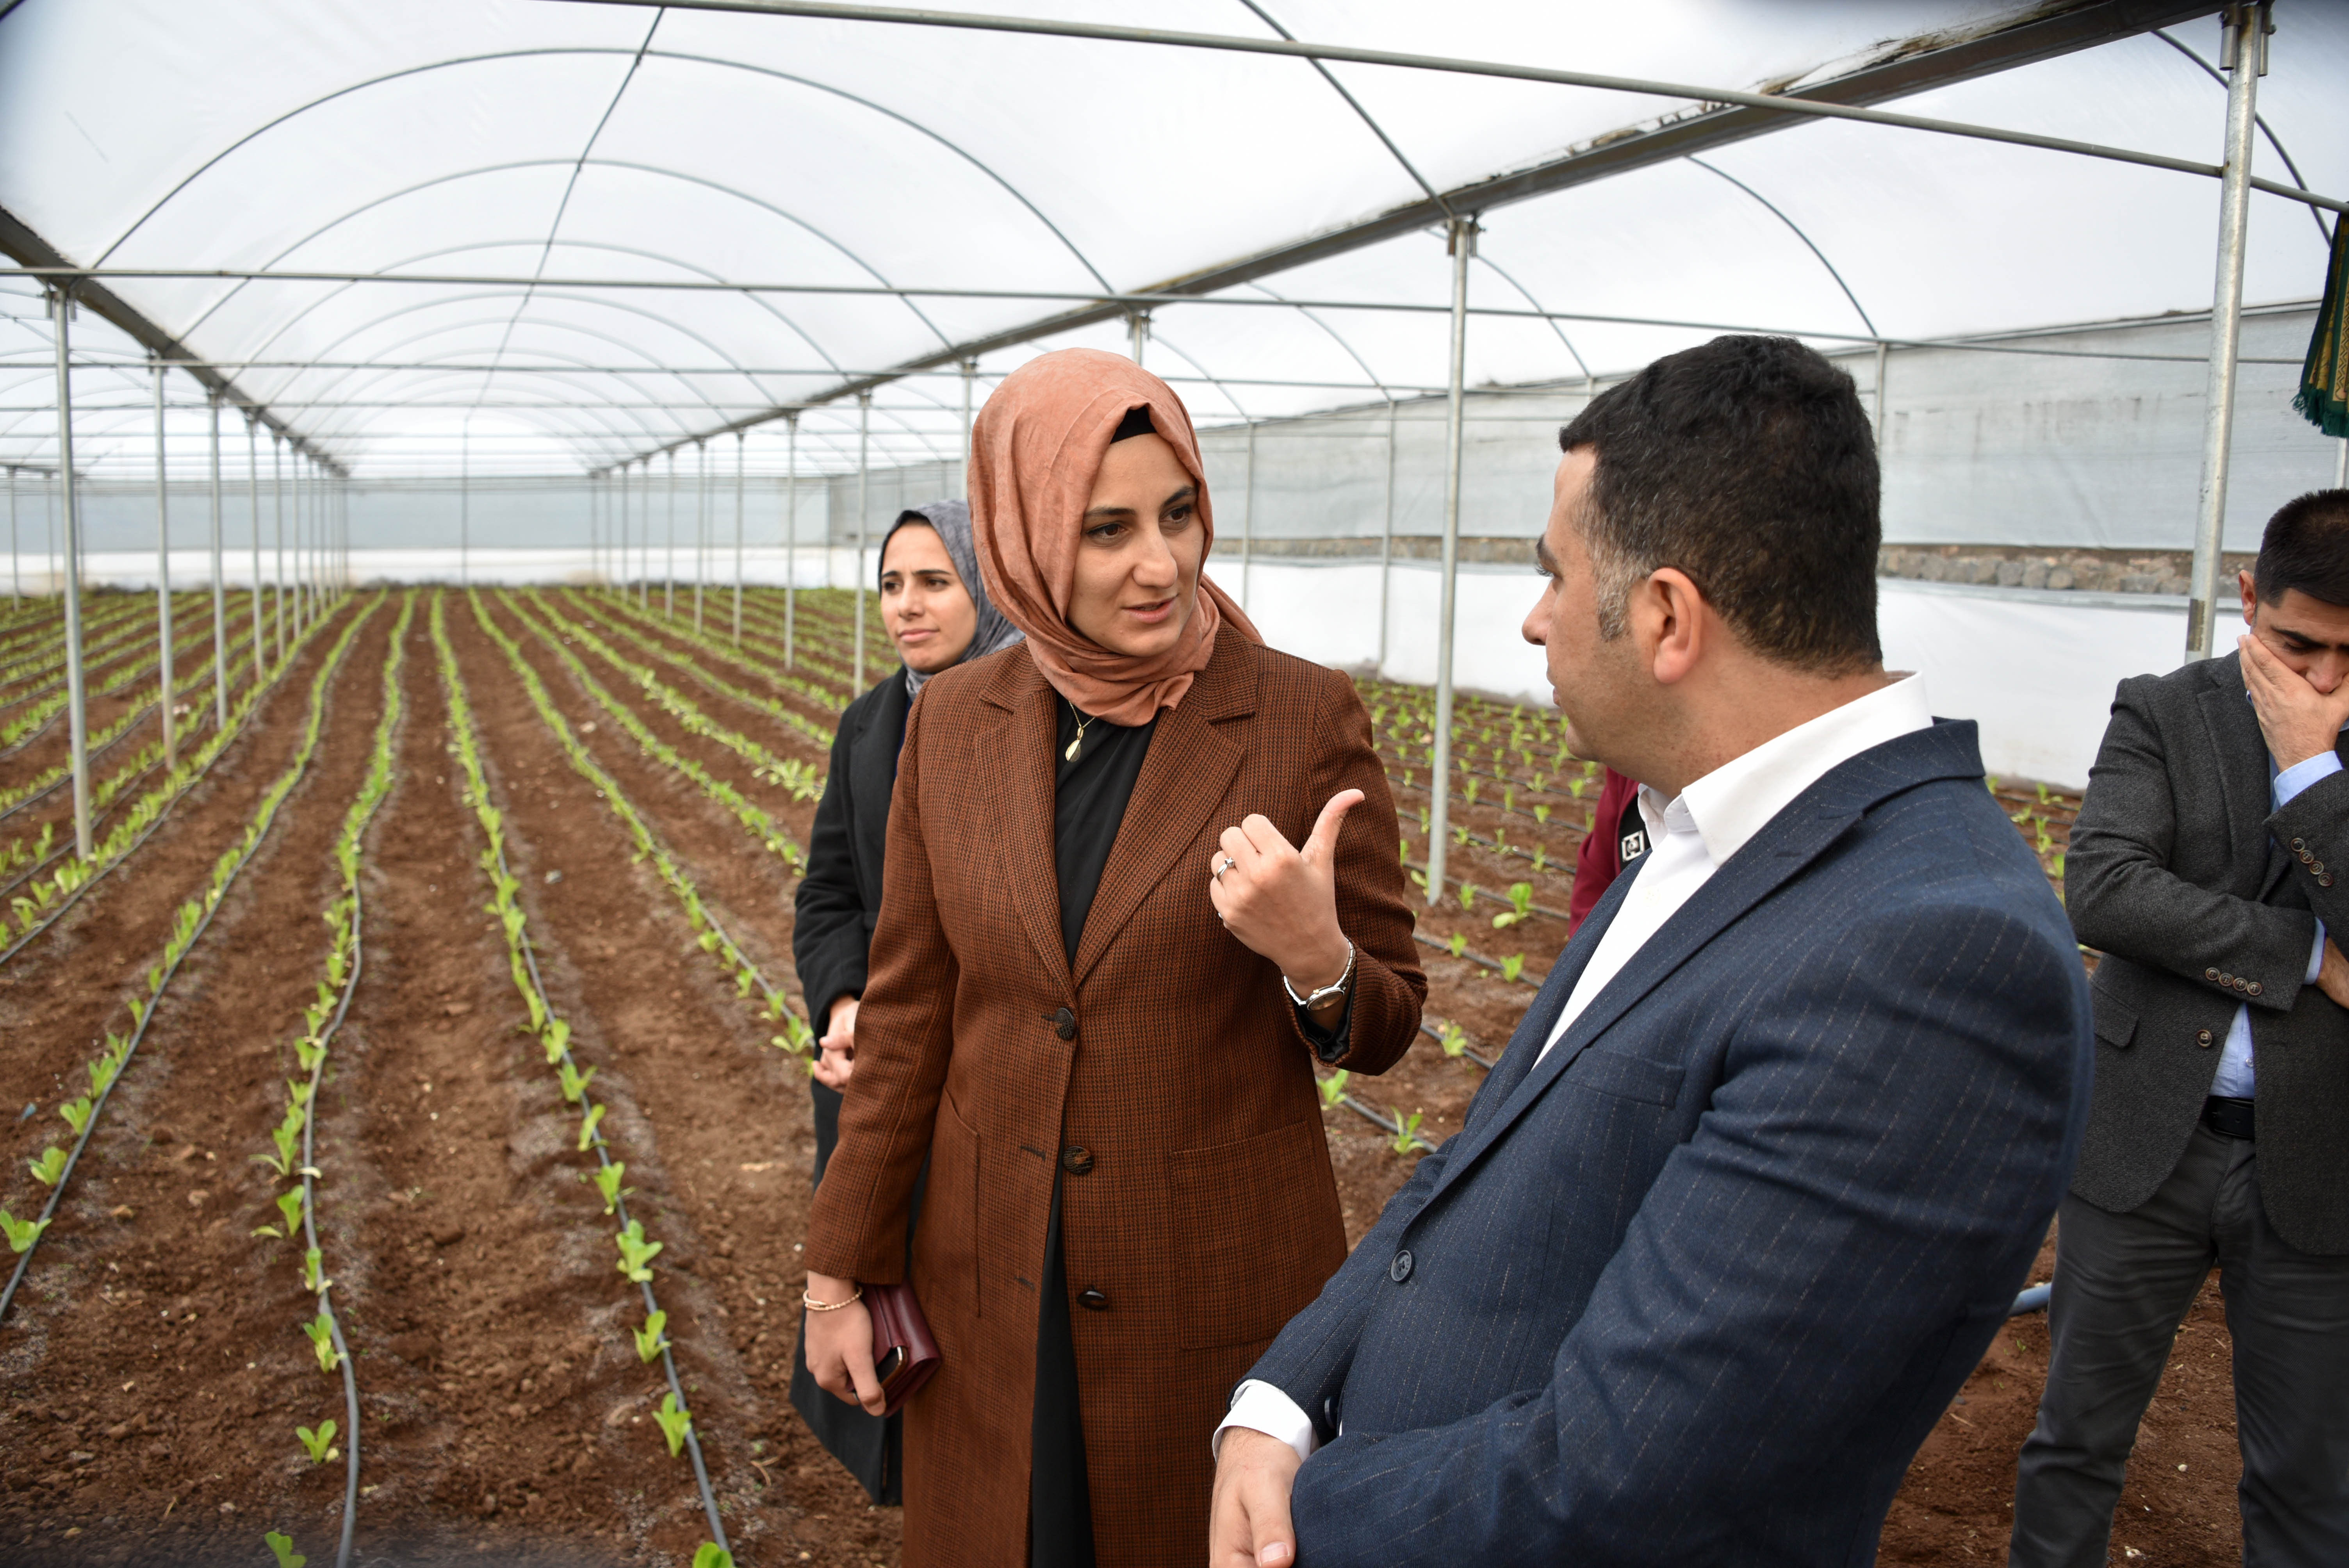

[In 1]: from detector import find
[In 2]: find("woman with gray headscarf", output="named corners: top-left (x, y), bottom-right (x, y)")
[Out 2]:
top-left (788, 498), bottom-right (1023, 1500)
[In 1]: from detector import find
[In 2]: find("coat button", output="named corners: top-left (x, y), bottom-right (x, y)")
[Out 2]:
top-left (1388, 1249), bottom-right (1413, 1283)
top-left (2316, 862), bottom-right (2328, 876)
top-left (1060, 1146), bottom-right (1094, 1176)
top-left (2324, 874), bottom-right (2337, 888)
top-left (2206, 967), bottom-right (2222, 982)
top-left (2248, 981), bottom-right (2263, 996)
top-left (2301, 850), bottom-right (2316, 864)
top-left (2218, 973), bottom-right (2234, 987)
top-left (1076, 1288), bottom-right (1109, 1311)
top-left (2196, 1029), bottom-right (2214, 1046)
top-left (1050, 1007), bottom-right (1076, 1041)
top-left (2294, 837), bottom-right (2308, 851)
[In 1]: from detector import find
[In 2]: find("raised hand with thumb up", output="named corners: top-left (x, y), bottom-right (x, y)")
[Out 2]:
top-left (1208, 789), bottom-right (1364, 998)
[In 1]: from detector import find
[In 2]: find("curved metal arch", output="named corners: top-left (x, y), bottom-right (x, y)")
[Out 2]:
top-left (308, 358), bottom-right (672, 461)
top-left (207, 228), bottom-right (857, 417)
top-left (1240, 279), bottom-right (1396, 402)
top-left (2152, 27), bottom-right (2333, 248)
top-left (1684, 156), bottom-right (1877, 339)
top-left (1470, 253), bottom-right (1597, 384)
top-left (1233, 0), bottom-right (1452, 220)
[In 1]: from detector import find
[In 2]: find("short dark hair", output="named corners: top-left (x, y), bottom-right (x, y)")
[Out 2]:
top-left (2254, 490), bottom-right (2349, 607)
top-left (1558, 334), bottom-right (1881, 673)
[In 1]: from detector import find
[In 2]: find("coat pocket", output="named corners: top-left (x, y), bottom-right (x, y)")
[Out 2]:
top-left (1168, 1119), bottom-right (1348, 1352)
top-left (920, 1083), bottom-right (980, 1326)
top-left (2092, 994), bottom-right (2139, 1050)
top-left (1562, 1049), bottom-right (1684, 1109)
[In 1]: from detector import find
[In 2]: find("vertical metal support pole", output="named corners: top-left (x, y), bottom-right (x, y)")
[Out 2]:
top-left (1240, 421), bottom-right (1256, 611)
top-left (152, 364), bottom-right (176, 767)
top-left (694, 440), bottom-right (708, 636)
top-left (459, 423), bottom-right (471, 588)
top-left (7, 466), bottom-right (17, 602)
top-left (208, 394), bottom-right (228, 728)
top-left (1378, 397), bottom-right (1397, 672)
top-left (272, 435), bottom-right (287, 662)
top-left (246, 419), bottom-right (262, 691)
top-left (291, 453), bottom-right (304, 634)
top-left (785, 413), bottom-right (798, 670)
top-left (1129, 313), bottom-right (1147, 365)
top-left (2334, 437), bottom-right (2346, 490)
top-left (960, 360), bottom-right (976, 502)
top-left (1426, 216), bottom-right (1477, 905)
top-left (1873, 340), bottom-right (1890, 447)
top-left (855, 391), bottom-right (871, 691)
top-left (2187, 0), bottom-right (2268, 663)
top-left (732, 431), bottom-right (745, 645)
top-left (52, 289), bottom-right (92, 861)
top-left (665, 449), bottom-right (677, 620)
top-left (639, 460), bottom-right (651, 610)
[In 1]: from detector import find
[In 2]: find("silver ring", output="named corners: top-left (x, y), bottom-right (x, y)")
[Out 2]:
top-left (1214, 855), bottom-right (1237, 882)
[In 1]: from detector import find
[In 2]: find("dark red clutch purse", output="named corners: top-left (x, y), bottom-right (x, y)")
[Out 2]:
top-left (867, 1282), bottom-right (941, 1415)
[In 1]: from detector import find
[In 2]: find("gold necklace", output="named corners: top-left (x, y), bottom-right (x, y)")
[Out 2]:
top-left (1064, 706), bottom-right (1096, 762)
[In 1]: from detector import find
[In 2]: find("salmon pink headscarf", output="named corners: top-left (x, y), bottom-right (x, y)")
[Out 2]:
top-left (969, 348), bottom-right (1260, 725)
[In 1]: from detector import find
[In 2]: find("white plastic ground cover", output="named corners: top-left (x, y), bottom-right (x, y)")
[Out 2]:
top-left (0, 1), bottom-right (2344, 484)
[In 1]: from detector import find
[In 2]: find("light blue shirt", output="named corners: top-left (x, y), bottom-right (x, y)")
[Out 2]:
top-left (2212, 746), bottom-right (2340, 1098)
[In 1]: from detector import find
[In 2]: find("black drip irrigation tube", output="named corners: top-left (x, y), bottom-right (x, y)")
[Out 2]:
top-left (0, 603), bottom-right (372, 1324)
top-left (0, 692), bottom-right (185, 827)
top-left (0, 623), bottom-right (333, 967)
top-left (302, 882), bottom-right (369, 1568)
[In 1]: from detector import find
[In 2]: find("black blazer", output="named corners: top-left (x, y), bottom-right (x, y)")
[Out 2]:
top-left (2067, 650), bottom-right (2349, 1253)
top-left (792, 668), bottom-right (910, 1043)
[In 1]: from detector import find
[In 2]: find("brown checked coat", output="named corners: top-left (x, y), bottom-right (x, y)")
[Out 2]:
top-left (801, 629), bottom-right (1425, 1567)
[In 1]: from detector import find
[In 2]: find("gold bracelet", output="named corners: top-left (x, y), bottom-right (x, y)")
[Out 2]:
top-left (803, 1285), bottom-right (863, 1312)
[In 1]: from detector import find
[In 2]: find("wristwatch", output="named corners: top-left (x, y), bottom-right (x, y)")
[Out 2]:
top-left (1284, 940), bottom-right (1357, 1010)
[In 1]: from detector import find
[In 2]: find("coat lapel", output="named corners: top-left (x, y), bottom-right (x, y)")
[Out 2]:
top-left (982, 652), bottom-right (1075, 995)
top-left (1070, 633), bottom-right (1253, 987)
top-left (1422, 719), bottom-right (1986, 1211)
top-left (2199, 656), bottom-right (2285, 900)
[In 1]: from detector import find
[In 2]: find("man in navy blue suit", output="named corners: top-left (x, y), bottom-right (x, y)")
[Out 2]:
top-left (1208, 335), bottom-right (2093, 1567)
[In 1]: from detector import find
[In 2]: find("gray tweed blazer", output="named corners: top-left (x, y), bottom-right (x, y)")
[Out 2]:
top-left (2067, 650), bottom-right (2349, 1252)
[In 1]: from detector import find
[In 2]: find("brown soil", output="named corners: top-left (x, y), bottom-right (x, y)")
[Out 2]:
top-left (0, 591), bottom-right (2240, 1568)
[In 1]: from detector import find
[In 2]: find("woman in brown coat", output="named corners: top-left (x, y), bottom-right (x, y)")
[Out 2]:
top-left (802, 349), bottom-right (1424, 1567)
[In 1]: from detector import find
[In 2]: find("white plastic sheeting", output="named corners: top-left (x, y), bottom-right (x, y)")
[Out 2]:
top-left (2, 1), bottom-right (2345, 483)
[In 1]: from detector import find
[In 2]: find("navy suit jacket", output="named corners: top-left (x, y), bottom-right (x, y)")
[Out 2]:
top-left (1246, 719), bottom-right (2092, 1566)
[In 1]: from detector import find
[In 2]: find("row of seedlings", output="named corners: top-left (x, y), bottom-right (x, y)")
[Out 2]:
top-left (0, 600), bottom-right (258, 757)
top-left (250, 592), bottom-right (418, 1568)
top-left (563, 591), bottom-right (843, 747)
top-left (0, 593), bottom-right (384, 1318)
top-left (0, 592), bottom-right (350, 963)
top-left (430, 593), bottom-right (740, 1568)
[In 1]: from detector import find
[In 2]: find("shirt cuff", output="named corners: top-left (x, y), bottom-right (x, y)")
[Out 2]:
top-left (2273, 750), bottom-right (2342, 810)
top-left (2309, 923), bottom-right (2328, 985)
top-left (1212, 1380), bottom-right (1320, 1463)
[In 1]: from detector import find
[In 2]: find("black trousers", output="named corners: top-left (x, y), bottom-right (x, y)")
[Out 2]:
top-left (1031, 1166), bottom-right (1096, 1568)
top-left (2011, 1123), bottom-right (2349, 1567)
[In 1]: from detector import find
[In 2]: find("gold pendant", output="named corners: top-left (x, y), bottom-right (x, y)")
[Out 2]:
top-left (1064, 736), bottom-right (1082, 761)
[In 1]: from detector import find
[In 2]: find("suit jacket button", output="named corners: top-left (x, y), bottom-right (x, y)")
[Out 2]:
top-left (1060, 1146), bottom-right (1095, 1176)
top-left (2294, 837), bottom-right (2308, 851)
top-left (2315, 862), bottom-right (2328, 876)
top-left (2196, 1029), bottom-right (2214, 1046)
top-left (2324, 874), bottom-right (2337, 888)
top-left (2248, 981), bottom-right (2263, 996)
top-left (1051, 1007), bottom-right (1077, 1041)
top-left (1388, 1249), bottom-right (1414, 1283)
top-left (2206, 967), bottom-right (2222, 982)
top-left (1076, 1288), bottom-right (1109, 1311)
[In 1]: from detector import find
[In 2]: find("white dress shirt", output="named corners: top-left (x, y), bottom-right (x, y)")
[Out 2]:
top-left (1216, 675), bottom-right (1936, 1461)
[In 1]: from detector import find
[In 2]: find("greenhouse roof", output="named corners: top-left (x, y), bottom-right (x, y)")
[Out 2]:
top-left (1, 0), bottom-right (2344, 478)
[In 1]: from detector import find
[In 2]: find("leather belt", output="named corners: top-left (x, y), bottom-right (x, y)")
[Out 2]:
top-left (2203, 1095), bottom-right (2256, 1141)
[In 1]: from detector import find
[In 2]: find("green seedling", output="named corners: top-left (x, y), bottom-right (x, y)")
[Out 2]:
top-left (634, 1309), bottom-right (670, 1364)
top-left (1501, 953), bottom-right (1526, 984)
top-left (693, 1547), bottom-right (736, 1568)
top-left (1317, 1069), bottom-right (1350, 1107)
top-left (771, 1012), bottom-right (814, 1055)
top-left (1492, 882), bottom-right (1536, 930)
top-left (1437, 1022), bottom-right (1468, 1058)
top-left (57, 1095), bottom-right (93, 1135)
top-left (266, 1532), bottom-right (307, 1568)
top-left (302, 1312), bottom-right (342, 1373)
top-left (654, 1392), bottom-right (693, 1458)
top-left (302, 1248), bottom-right (330, 1294)
top-left (296, 1420), bottom-right (338, 1464)
top-left (1446, 932), bottom-right (1467, 959)
top-left (1391, 1108), bottom-right (1425, 1155)
top-left (594, 1161), bottom-right (631, 1215)
top-left (1490, 829), bottom-right (1512, 858)
top-left (541, 1017), bottom-right (572, 1065)
top-left (1567, 777), bottom-right (1587, 800)
top-left (1462, 777), bottom-right (1479, 806)
top-left (615, 1218), bottom-right (662, 1282)
top-left (0, 1208), bottom-right (51, 1254)
top-left (293, 1036), bottom-right (325, 1074)
top-left (559, 1060), bottom-right (597, 1104)
top-left (1457, 883), bottom-right (1476, 912)
top-left (27, 1146), bottom-right (66, 1186)
top-left (254, 1187), bottom-right (307, 1241)
top-left (1529, 844), bottom-right (1548, 873)
top-left (88, 1053), bottom-right (120, 1099)
top-left (578, 1103), bottom-right (607, 1151)
top-left (2052, 852), bottom-right (2066, 878)
top-left (287, 1078), bottom-right (314, 1108)
top-left (1502, 786), bottom-right (1515, 814)
top-left (1534, 803), bottom-right (1551, 824)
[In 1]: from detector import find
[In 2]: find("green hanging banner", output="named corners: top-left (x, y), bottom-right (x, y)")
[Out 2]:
top-left (2296, 216), bottom-right (2349, 439)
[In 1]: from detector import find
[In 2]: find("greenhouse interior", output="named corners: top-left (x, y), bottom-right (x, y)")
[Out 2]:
top-left (1, 0), bottom-right (2347, 1564)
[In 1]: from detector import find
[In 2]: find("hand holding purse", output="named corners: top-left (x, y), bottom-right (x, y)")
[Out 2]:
top-left (864, 1281), bottom-right (941, 1416)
